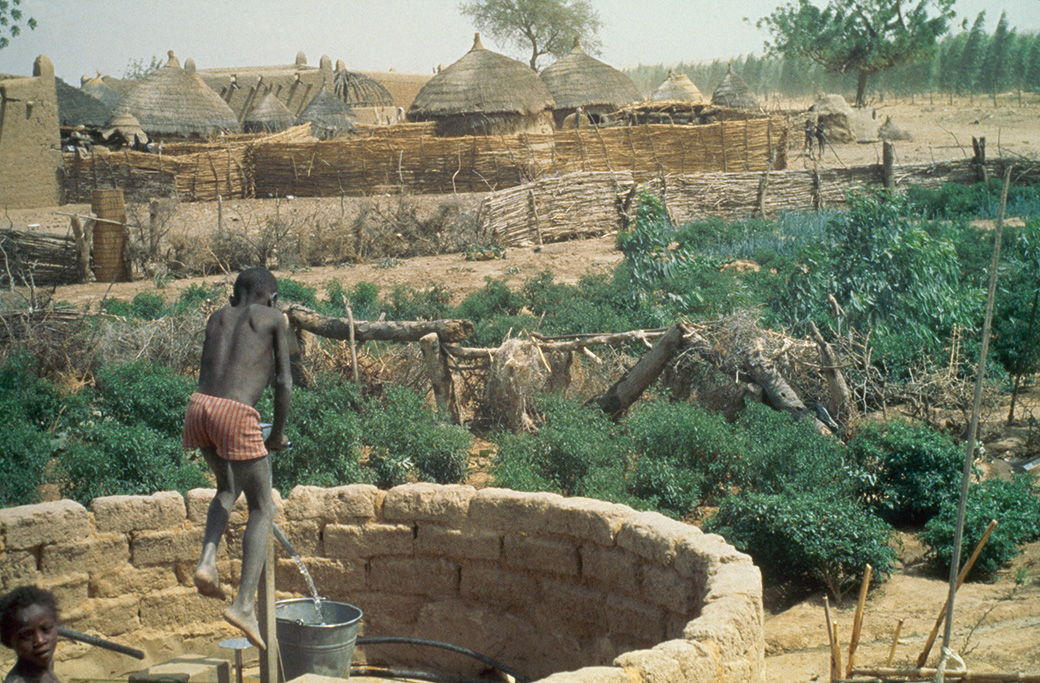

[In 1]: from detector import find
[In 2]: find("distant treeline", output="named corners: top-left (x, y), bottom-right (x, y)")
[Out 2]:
top-left (625, 12), bottom-right (1038, 105)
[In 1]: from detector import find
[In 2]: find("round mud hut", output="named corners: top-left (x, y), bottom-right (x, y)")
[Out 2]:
top-left (80, 73), bottom-right (123, 111)
top-left (298, 84), bottom-right (356, 139)
top-left (539, 38), bottom-right (642, 127)
top-left (651, 69), bottom-right (703, 102)
top-left (101, 110), bottom-right (148, 148)
top-left (711, 64), bottom-right (759, 110)
top-left (243, 91), bottom-right (298, 134)
top-left (408, 33), bottom-right (554, 137)
top-left (117, 51), bottom-right (241, 138)
top-left (333, 68), bottom-right (394, 108)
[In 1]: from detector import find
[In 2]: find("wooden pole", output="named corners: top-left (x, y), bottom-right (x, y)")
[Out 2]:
top-left (257, 532), bottom-right (278, 683)
top-left (846, 564), bottom-right (873, 677)
top-left (831, 621), bottom-right (843, 683)
top-left (420, 332), bottom-right (456, 421)
top-left (916, 519), bottom-right (999, 667)
top-left (346, 302), bottom-right (359, 384)
top-left (882, 142), bottom-right (895, 191)
top-left (886, 618), bottom-right (904, 667)
top-left (824, 596), bottom-right (837, 682)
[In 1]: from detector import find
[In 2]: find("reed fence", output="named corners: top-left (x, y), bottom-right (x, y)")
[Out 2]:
top-left (0, 229), bottom-right (79, 287)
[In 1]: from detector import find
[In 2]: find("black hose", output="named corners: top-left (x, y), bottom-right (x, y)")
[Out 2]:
top-left (351, 666), bottom-right (503, 683)
top-left (356, 636), bottom-right (530, 683)
top-left (57, 626), bottom-right (145, 659)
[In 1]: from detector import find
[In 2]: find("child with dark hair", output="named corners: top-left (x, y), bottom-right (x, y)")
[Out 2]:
top-left (0, 586), bottom-right (60, 683)
top-left (184, 266), bottom-right (292, 650)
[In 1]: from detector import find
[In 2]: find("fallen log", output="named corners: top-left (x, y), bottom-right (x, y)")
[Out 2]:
top-left (588, 323), bottom-right (686, 419)
top-left (744, 338), bottom-right (829, 433)
top-left (420, 332), bottom-right (457, 422)
top-left (282, 303), bottom-right (473, 344)
top-left (809, 320), bottom-right (854, 422)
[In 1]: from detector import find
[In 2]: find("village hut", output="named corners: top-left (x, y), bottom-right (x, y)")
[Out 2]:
top-left (101, 110), bottom-right (148, 148)
top-left (298, 84), bottom-right (356, 139)
top-left (80, 74), bottom-right (123, 111)
top-left (408, 33), bottom-right (554, 136)
top-left (711, 64), bottom-right (759, 110)
top-left (539, 38), bottom-right (642, 127)
top-left (56, 78), bottom-right (111, 127)
top-left (651, 69), bottom-right (703, 102)
top-left (243, 91), bottom-right (298, 133)
top-left (117, 51), bottom-right (241, 138)
top-left (333, 68), bottom-right (394, 107)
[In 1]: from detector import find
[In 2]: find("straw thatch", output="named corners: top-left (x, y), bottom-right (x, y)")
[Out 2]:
top-left (101, 110), bottom-right (148, 148)
top-left (408, 33), bottom-right (554, 137)
top-left (651, 70), bottom-right (703, 102)
top-left (81, 74), bottom-right (123, 110)
top-left (56, 78), bottom-right (111, 128)
top-left (298, 85), bottom-right (356, 139)
top-left (197, 53), bottom-right (334, 122)
top-left (540, 38), bottom-right (642, 127)
top-left (243, 92), bottom-right (298, 134)
top-left (333, 69), bottom-right (393, 107)
top-left (118, 51), bottom-right (241, 138)
top-left (101, 75), bottom-right (135, 97)
top-left (711, 65), bottom-right (759, 110)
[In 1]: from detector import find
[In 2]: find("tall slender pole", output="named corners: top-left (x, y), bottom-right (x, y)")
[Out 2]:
top-left (258, 532), bottom-right (279, 682)
top-left (935, 167), bottom-right (1011, 683)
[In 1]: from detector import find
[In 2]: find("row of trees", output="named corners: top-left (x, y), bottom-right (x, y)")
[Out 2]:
top-left (626, 11), bottom-right (1037, 105)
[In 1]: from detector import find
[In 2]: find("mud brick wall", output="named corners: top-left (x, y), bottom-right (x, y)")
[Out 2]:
top-left (0, 55), bottom-right (63, 209)
top-left (0, 485), bottom-right (764, 683)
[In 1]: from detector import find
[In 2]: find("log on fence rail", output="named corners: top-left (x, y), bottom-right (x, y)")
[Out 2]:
top-left (282, 303), bottom-right (473, 344)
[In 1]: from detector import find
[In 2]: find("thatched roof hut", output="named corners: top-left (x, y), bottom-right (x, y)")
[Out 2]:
top-left (298, 84), bottom-right (356, 139)
top-left (539, 38), bottom-right (641, 127)
top-left (101, 110), bottom-right (148, 148)
top-left (56, 78), bottom-right (111, 127)
top-left (333, 68), bottom-right (394, 107)
top-left (197, 52), bottom-right (334, 122)
top-left (408, 33), bottom-right (554, 136)
top-left (117, 51), bottom-right (240, 138)
top-left (651, 70), bottom-right (703, 102)
top-left (243, 91), bottom-right (298, 134)
top-left (711, 64), bottom-right (759, 111)
top-left (80, 74), bottom-right (122, 110)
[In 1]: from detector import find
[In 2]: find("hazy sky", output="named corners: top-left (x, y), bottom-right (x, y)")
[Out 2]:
top-left (1, 0), bottom-right (1037, 83)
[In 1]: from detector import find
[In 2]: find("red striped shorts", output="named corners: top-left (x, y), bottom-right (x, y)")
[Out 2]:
top-left (183, 393), bottom-right (268, 461)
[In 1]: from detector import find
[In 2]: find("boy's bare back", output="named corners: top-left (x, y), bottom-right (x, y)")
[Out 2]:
top-left (198, 303), bottom-right (287, 408)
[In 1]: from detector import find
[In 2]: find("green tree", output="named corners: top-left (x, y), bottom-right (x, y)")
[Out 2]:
top-left (759, 0), bottom-right (956, 106)
top-left (1026, 35), bottom-right (1040, 93)
top-left (958, 11), bottom-right (988, 98)
top-left (458, 0), bottom-right (602, 70)
top-left (0, 0), bottom-right (35, 49)
top-left (980, 12), bottom-right (1014, 102)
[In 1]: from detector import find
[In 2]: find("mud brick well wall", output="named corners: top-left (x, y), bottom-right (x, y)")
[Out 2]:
top-left (0, 484), bottom-right (764, 683)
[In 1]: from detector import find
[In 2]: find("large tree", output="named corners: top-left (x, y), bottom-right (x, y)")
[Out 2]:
top-left (758, 0), bottom-right (956, 106)
top-left (0, 0), bottom-right (35, 49)
top-left (458, 0), bottom-right (601, 71)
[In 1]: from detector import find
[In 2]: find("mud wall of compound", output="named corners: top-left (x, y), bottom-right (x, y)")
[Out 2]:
top-left (0, 56), bottom-right (63, 209)
top-left (0, 485), bottom-right (764, 683)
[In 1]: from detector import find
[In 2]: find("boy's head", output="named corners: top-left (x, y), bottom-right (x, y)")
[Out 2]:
top-left (231, 267), bottom-right (279, 307)
top-left (0, 586), bottom-right (59, 671)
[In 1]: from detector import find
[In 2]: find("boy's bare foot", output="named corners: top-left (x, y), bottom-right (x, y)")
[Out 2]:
top-left (224, 607), bottom-right (266, 651)
top-left (193, 566), bottom-right (226, 601)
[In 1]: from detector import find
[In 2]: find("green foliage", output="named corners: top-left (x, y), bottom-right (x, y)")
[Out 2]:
top-left (492, 395), bottom-right (627, 497)
top-left (362, 386), bottom-right (472, 487)
top-left (172, 283), bottom-right (223, 314)
top-left (276, 278), bottom-right (320, 309)
top-left (0, 0), bottom-right (36, 50)
top-left (992, 220), bottom-right (1040, 377)
top-left (921, 476), bottom-right (1040, 579)
top-left (848, 419), bottom-right (965, 525)
top-left (348, 281), bottom-right (382, 320)
top-left (386, 285), bottom-right (453, 321)
top-left (454, 278), bottom-right (528, 346)
top-left (706, 490), bottom-right (896, 602)
top-left (464, 242), bottom-right (507, 261)
top-left (101, 292), bottom-right (168, 320)
top-left (92, 362), bottom-right (195, 437)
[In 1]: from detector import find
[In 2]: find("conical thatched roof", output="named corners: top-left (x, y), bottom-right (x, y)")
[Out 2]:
top-left (333, 68), bottom-right (394, 107)
top-left (117, 51), bottom-right (241, 137)
top-left (539, 38), bottom-right (641, 112)
top-left (102, 110), bottom-right (148, 147)
top-left (244, 92), bottom-right (298, 133)
top-left (409, 33), bottom-right (553, 119)
top-left (711, 64), bottom-right (759, 110)
top-left (81, 74), bottom-right (122, 110)
top-left (56, 77), bottom-right (111, 127)
top-left (298, 84), bottom-right (356, 138)
top-left (651, 70), bottom-right (703, 102)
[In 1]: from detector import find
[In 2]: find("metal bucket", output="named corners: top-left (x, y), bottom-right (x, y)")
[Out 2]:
top-left (276, 599), bottom-right (362, 679)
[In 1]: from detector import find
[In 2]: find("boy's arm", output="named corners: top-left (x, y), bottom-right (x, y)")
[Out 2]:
top-left (266, 311), bottom-right (293, 451)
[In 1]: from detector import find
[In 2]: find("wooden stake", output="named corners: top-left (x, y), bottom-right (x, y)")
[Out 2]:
top-left (831, 621), bottom-right (843, 683)
top-left (823, 596), bottom-right (837, 681)
top-left (846, 564), bottom-right (873, 677)
top-left (257, 532), bottom-right (278, 683)
top-left (345, 302), bottom-right (359, 384)
top-left (916, 519), bottom-right (999, 667)
top-left (886, 618), bottom-right (904, 667)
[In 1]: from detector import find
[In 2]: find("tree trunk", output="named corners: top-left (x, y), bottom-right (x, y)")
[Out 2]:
top-left (744, 339), bottom-right (829, 433)
top-left (282, 303), bottom-right (473, 343)
top-left (809, 321), bottom-right (855, 423)
top-left (855, 70), bottom-right (870, 107)
top-left (420, 332), bottom-right (457, 422)
top-left (588, 323), bottom-right (686, 419)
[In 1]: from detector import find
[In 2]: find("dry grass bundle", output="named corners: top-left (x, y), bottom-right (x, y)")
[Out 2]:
top-left (479, 338), bottom-right (552, 431)
top-left (0, 230), bottom-right (79, 287)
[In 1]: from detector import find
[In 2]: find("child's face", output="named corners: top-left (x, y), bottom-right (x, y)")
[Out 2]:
top-left (11, 604), bottom-right (57, 671)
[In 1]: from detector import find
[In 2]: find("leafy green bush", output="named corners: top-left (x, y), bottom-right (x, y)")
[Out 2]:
top-left (0, 396), bottom-right (51, 506)
top-left (921, 476), bottom-right (1040, 579)
top-left (172, 283), bottom-right (224, 314)
top-left (387, 285), bottom-right (453, 321)
top-left (59, 421), bottom-right (208, 505)
top-left (706, 490), bottom-right (896, 602)
top-left (492, 395), bottom-right (628, 497)
top-left (276, 278), bottom-right (320, 308)
top-left (93, 362), bottom-right (195, 437)
top-left (848, 419), bottom-right (965, 525)
top-left (101, 291), bottom-right (167, 320)
top-left (362, 385), bottom-right (472, 487)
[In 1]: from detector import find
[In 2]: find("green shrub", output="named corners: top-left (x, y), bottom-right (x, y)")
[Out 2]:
top-left (921, 476), bottom-right (1040, 579)
top-left (101, 291), bottom-right (167, 320)
top-left (362, 385), bottom-right (472, 487)
top-left (0, 397), bottom-right (51, 507)
top-left (59, 421), bottom-right (208, 505)
top-left (277, 278), bottom-right (319, 308)
top-left (172, 283), bottom-right (224, 314)
top-left (706, 490), bottom-right (896, 602)
top-left (348, 281), bottom-right (382, 320)
top-left (93, 362), bottom-right (195, 437)
top-left (848, 419), bottom-right (965, 525)
top-left (386, 285), bottom-right (453, 321)
top-left (454, 277), bottom-right (522, 321)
